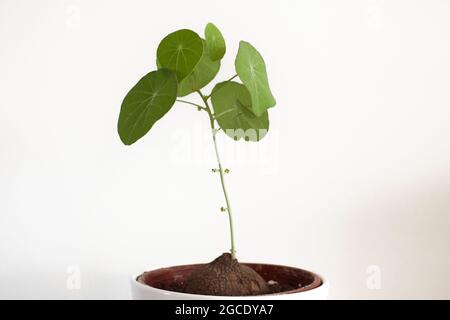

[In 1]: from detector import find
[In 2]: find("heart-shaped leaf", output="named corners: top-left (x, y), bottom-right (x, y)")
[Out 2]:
top-left (235, 41), bottom-right (276, 117)
top-left (177, 40), bottom-right (221, 97)
top-left (204, 23), bottom-right (226, 61)
top-left (118, 69), bottom-right (178, 145)
top-left (211, 81), bottom-right (269, 142)
top-left (157, 29), bottom-right (203, 82)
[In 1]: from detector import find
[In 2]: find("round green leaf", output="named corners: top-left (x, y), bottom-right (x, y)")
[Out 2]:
top-left (235, 41), bottom-right (276, 117)
top-left (118, 69), bottom-right (177, 145)
top-left (204, 23), bottom-right (226, 61)
top-left (177, 40), bottom-right (221, 97)
top-left (211, 81), bottom-right (269, 142)
top-left (157, 29), bottom-right (203, 82)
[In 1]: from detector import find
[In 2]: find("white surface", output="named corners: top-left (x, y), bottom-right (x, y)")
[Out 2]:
top-left (1, 0), bottom-right (449, 299)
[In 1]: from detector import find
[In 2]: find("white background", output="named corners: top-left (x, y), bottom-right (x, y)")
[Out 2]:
top-left (1, 0), bottom-right (449, 299)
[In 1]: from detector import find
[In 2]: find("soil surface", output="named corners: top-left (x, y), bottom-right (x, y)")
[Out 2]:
top-left (148, 253), bottom-right (299, 296)
top-left (138, 254), bottom-right (317, 296)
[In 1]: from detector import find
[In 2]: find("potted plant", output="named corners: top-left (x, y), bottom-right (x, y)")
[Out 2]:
top-left (118, 23), bottom-right (328, 299)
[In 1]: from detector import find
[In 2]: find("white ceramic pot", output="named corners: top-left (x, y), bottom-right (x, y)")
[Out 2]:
top-left (131, 262), bottom-right (328, 300)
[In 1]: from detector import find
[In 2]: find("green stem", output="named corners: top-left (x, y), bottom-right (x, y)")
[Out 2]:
top-left (197, 90), bottom-right (237, 259)
top-left (226, 74), bottom-right (238, 82)
top-left (176, 99), bottom-right (206, 111)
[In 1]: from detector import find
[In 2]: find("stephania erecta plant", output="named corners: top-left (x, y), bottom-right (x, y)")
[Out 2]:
top-left (119, 23), bottom-right (277, 296)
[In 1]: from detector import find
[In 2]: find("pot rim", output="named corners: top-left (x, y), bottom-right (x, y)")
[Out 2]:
top-left (132, 261), bottom-right (326, 299)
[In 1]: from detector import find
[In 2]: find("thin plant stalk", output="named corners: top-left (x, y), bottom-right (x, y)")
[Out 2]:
top-left (198, 90), bottom-right (237, 259)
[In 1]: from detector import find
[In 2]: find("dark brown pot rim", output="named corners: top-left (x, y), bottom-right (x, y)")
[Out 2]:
top-left (137, 261), bottom-right (323, 296)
